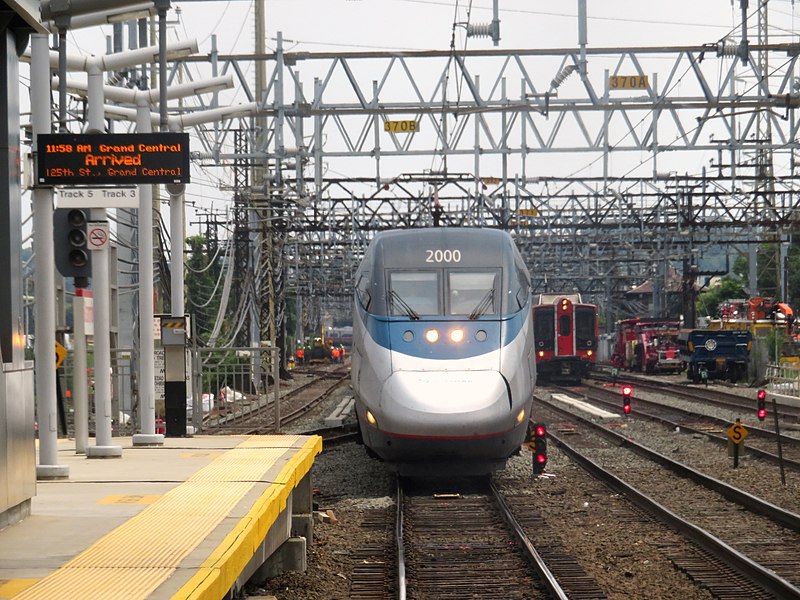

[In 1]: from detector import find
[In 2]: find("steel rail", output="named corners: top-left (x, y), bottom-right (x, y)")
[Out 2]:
top-left (489, 480), bottom-right (570, 600)
top-left (538, 394), bottom-right (800, 531)
top-left (547, 425), bottom-right (800, 599)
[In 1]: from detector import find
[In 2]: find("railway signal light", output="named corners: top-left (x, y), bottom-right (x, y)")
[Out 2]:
top-left (54, 207), bottom-right (92, 285)
top-left (530, 423), bottom-right (547, 475)
top-left (757, 389), bottom-right (767, 421)
top-left (621, 384), bottom-right (633, 415)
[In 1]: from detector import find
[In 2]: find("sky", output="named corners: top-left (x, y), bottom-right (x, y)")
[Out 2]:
top-left (19, 0), bottom-right (800, 241)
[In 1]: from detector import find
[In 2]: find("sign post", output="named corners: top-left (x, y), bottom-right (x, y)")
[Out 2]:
top-left (727, 419), bottom-right (748, 468)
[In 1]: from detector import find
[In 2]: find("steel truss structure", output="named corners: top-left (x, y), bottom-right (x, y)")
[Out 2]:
top-left (52, 33), bottom-right (800, 332)
top-left (179, 37), bottom-right (800, 326)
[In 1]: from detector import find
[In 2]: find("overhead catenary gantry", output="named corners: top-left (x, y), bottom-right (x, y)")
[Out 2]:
top-left (176, 34), bottom-right (800, 323)
top-left (47, 11), bottom-right (800, 339)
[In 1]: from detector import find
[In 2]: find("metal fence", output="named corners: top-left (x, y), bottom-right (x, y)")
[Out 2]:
top-left (56, 347), bottom-right (136, 436)
top-left (766, 362), bottom-right (800, 402)
top-left (190, 346), bottom-right (280, 432)
top-left (54, 345), bottom-right (280, 436)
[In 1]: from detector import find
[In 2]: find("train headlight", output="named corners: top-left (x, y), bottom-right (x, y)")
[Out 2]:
top-left (366, 410), bottom-right (378, 426)
top-left (516, 408), bottom-right (526, 425)
top-left (425, 329), bottom-right (439, 343)
top-left (586, 349), bottom-right (593, 357)
top-left (449, 328), bottom-right (464, 343)
top-left (538, 350), bottom-right (544, 358)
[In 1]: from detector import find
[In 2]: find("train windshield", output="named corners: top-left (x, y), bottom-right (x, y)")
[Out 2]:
top-left (387, 269), bottom-right (499, 317)
top-left (389, 271), bottom-right (440, 316)
top-left (575, 306), bottom-right (596, 349)
top-left (449, 271), bottom-right (498, 317)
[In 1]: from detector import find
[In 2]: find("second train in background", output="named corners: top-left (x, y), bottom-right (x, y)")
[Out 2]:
top-left (532, 294), bottom-right (598, 383)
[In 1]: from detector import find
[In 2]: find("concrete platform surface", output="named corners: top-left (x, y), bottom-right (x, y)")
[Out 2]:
top-left (0, 434), bottom-right (321, 600)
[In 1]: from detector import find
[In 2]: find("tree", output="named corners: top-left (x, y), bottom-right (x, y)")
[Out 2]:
top-left (696, 276), bottom-right (746, 319)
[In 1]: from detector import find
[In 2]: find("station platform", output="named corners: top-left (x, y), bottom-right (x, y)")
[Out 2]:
top-left (0, 434), bottom-right (322, 600)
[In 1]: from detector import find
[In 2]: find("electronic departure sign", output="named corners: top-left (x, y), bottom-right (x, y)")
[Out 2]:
top-left (37, 133), bottom-right (190, 186)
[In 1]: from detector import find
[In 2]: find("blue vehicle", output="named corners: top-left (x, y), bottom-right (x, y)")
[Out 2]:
top-left (351, 227), bottom-right (536, 477)
top-left (678, 329), bottom-right (752, 383)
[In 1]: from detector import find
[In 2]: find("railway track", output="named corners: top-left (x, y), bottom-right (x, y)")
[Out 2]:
top-left (205, 364), bottom-right (349, 434)
top-left (535, 394), bottom-right (800, 598)
top-left (348, 476), bottom-right (606, 600)
top-left (552, 381), bottom-right (800, 471)
top-left (592, 371), bottom-right (800, 422)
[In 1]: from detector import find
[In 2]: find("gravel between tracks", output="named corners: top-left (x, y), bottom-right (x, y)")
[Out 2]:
top-left (244, 372), bottom-right (798, 600)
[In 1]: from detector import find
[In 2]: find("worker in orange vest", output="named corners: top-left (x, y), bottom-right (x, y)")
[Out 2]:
top-left (331, 346), bottom-right (340, 364)
top-left (296, 347), bottom-right (304, 366)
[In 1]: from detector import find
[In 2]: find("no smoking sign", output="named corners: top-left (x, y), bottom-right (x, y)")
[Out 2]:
top-left (87, 222), bottom-right (110, 250)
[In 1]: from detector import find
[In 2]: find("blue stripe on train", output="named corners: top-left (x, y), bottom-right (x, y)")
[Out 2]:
top-left (356, 301), bottom-right (528, 360)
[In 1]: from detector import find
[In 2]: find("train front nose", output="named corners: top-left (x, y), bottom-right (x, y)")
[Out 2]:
top-left (378, 370), bottom-right (515, 437)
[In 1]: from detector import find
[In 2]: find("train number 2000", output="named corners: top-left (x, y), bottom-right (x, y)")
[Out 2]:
top-left (425, 249), bottom-right (462, 263)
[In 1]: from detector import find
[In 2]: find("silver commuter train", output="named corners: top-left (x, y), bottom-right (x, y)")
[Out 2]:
top-left (351, 227), bottom-right (536, 476)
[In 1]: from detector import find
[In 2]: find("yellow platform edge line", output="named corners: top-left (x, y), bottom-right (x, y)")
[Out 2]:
top-left (175, 435), bottom-right (322, 600)
top-left (11, 435), bottom-right (321, 600)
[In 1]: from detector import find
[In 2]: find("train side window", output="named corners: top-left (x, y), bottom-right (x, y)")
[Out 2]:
top-left (356, 273), bottom-right (371, 310)
top-left (389, 271), bottom-right (440, 315)
top-left (514, 268), bottom-right (530, 310)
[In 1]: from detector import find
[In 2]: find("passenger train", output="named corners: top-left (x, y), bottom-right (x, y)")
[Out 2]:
top-left (350, 227), bottom-right (536, 477)
top-left (532, 294), bottom-right (598, 383)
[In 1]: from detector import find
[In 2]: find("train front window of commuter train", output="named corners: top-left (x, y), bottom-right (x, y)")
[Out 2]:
top-left (388, 271), bottom-right (440, 316)
top-left (559, 314), bottom-right (571, 336)
top-left (533, 307), bottom-right (554, 350)
top-left (448, 271), bottom-right (498, 317)
top-left (575, 306), bottom-right (595, 348)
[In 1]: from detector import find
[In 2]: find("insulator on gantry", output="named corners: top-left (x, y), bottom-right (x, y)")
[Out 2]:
top-left (550, 64), bottom-right (577, 90)
top-left (467, 23), bottom-right (492, 38)
top-left (716, 41), bottom-right (740, 57)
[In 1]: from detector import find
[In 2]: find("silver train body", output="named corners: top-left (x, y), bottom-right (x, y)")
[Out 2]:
top-left (351, 228), bottom-right (536, 477)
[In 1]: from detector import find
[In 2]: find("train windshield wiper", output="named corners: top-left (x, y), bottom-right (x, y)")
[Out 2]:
top-left (469, 290), bottom-right (495, 320)
top-left (389, 290), bottom-right (420, 320)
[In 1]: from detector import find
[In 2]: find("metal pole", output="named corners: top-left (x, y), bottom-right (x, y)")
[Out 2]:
top-left (85, 65), bottom-right (121, 459)
top-left (131, 100), bottom-right (163, 446)
top-left (73, 290), bottom-right (88, 454)
top-left (31, 34), bottom-right (68, 478)
top-left (772, 397), bottom-right (786, 485)
top-left (273, 348), bottom-right (280, 433)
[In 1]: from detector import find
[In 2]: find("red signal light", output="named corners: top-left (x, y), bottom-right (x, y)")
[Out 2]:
top-left (530, 423), bottom-right (547, 475)
top-left (621, 384), bottom-right (632, 415)
top-left (757, 389), bottom-right (766, 401)
top-left (757, 408), bottom-right (767, 421)
top-left (757, 389), bottom-right (766, 421)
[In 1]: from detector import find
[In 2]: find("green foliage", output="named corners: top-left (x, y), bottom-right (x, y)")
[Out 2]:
top-left (766, 327), bottom-right (788, 363)
top-left (696, 276), bottom-right (745, 318)
top-left (733, 240), bottom-right (800, 303)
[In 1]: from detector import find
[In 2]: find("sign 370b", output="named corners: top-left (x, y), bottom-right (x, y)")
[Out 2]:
top-left (383, 120), bottom-right (419, 133)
